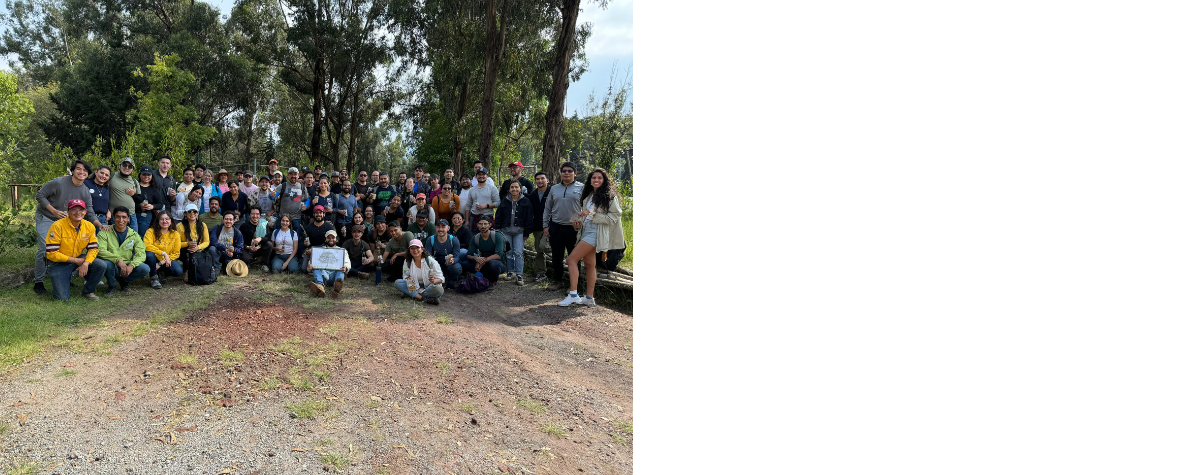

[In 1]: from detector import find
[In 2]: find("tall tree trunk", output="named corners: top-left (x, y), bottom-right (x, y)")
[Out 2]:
top-left (346, 85), bottom-right (361, 175)
top-left (245, 102), bottom-right (256, 165)
top-left (540, 0), bottom-right (581, 183)
top-left (452, 79), bottom-right (470, 176)
top-left (478, 0), bottom-right (508, 170)
top-left (310, 56), bottom-right (325, 164)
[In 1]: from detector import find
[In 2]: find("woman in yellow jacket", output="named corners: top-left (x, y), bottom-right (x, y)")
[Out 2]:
top-left (143, 210), bottom-right (183, 289)
top-left (175, 203), bottom-right (210, 282)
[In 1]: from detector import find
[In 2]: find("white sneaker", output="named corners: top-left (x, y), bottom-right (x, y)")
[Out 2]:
top-left (558, 294), bottom-right (583, 307)
top-left (261, 265), bottom-right (270, 273)
top-left (581, 296), bottom-right (596, 307)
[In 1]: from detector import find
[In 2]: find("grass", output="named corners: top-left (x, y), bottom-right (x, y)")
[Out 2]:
top-left (218, 349), bottom-right (245, 367)
top-left (619, 213), bottom-right (632, 268)
top-left (434, 314), bottom-right (453, 325)
top-left (460, 403), bottom-right (475, 413)
top-left (286, 399), bottom-right (330, 419)
top-left (271, 336), bottom-right (308, 358)
top-left (319, 452), bottom-right (351, 472)
top-left (312, 370), bottom-right (330, 382)
top-left (0, 422), bottom-right (9, 436)
top-left (366, 399), bottom-right (379, 409)
top-left (610, 433), bottom-right (628, 445)
top-left (0, 247), bottom-right (36, 273)
top-left (54, 368), bottom-right (75, 378)
top-left (2, 458), bottom-right (41, 475)
top-left (434, 362), bottom-right (452, 375)
top-left (540, 422), bottom-right (567, 439)
top-left (516, 399), bottom-right (545, 414)
top-left (177, 354), bottom-right (198, 365)
top-left (614, 420), bottom-right (633, 434)
top-left (259, 377), bottom-right (282, 390)
top-left (287, 370), bottom-right (314, 391)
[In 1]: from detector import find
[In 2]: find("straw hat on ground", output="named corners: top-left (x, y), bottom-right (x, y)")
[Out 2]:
top-left (226, 259), bottom-right (249, 277)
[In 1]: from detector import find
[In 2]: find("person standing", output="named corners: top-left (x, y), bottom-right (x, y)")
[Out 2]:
top-left (95, 206), bottom-right (149, 294)
top-left (43, 199), bottom-right (107, 301)
top-left (275, 167), bottom-right (310, 244)
top-left (495, 181), bottom-right (534, 285)
top-left (471, 160), bottom-right (496, 187)
top-left (369, 172), bottom-right (397, 216)
top-left (335, 177), bottom-right (358, 237)
top-left (151, 156), bottom-right (178, 216)
top-left (542, 162), bottom-right (584, 287)
top-left (431, 182), bottom-right (460, 221)
top-left (84, 165), bottom-right (113, 226)
top-left (173, 170), bottom-right (196, 222)
top-left (198, 169), bottom-right (219, 213)
top-left (250, 175), bottom-right (277, 226)
top-left (499, 161), bottom-right (535, 199)
top-left (461, 167), bottom-right (500, 233)
top-left (529, 172), bottom-right (552, 281)
top-left (220, 182), bottom-right (249, 222)
top-left (559, 169), bottom-right (626, 308)
top-left (307, 229), bottom-right (350, 298)
top-left (444, 168), bottom-right (460, 194)
top-left (241, 171), bottom-right (258, 197)
top-left (110, 157), bottom-right (141, 231)
top-left (33, 160), bottom-right (106, 295)
top-left (134, 165), bottom-right (167, 235)
top-left (267, 158), bottom-right (279, 177)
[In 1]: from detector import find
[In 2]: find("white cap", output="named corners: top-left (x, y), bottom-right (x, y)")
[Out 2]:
top-left (185, 203), bottom-right (199, 212)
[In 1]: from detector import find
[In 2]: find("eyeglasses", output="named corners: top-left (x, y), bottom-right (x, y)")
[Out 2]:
top-left (359, 174), bottom-right (367, 177)
top-left (120, 163), bottom-right (133, 167)
top-left (561, 170), bottom-right (575, 174)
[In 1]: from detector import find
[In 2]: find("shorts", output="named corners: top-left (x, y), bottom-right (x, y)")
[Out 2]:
top-left (579, 220), bottom-right (598, 246)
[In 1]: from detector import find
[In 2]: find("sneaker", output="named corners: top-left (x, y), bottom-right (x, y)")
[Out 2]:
top-left (582, 296), bottom-right (597, 307)
top-left (558, 294), bottom-right (583, 307)
top-left (308, 282), bottom-right (326, 298)
top-left (119, 281), bottom-right (129, 292)
top-left (83, 293), bottom-right (99, 301)
top-left (33, 282), bottom-right (46, 295)
top-left (103, 286), bottom-right (117, 297)
top-left (261, 265), bottom-right (270, 273)
top-left (425, 297), bottom-right (440, 306)
top-left (331, 279), bottom-right (343, 299)
top-left (535, 273), bottom-right (547, 282)
top-left (151, 277), bottom-right (162, 290)
top-left (515, 275), bottom-right (524, 286)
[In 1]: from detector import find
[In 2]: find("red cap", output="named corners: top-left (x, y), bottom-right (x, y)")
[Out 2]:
top-left (508, 161), bottom-right (523, 168)
top-left (67, 199), bottom-right (86, 210)
top-left (415, 193), bottom-right (426, 200)
top-left (268, 159), bottom-right (278, 164)
top-left (313, 205), bottom-right (326, 212)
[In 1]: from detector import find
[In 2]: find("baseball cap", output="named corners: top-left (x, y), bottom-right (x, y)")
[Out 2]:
top-left (476, 167), bottom-right (489, 175)
top-left (185, 203), bottom-right (199, 213)
top-left (508, 161), bottom-right (523, 168)
top-left (121, 156), bottom-right (135, 166)
top-left (268, 159), bottom-right (278, 164)
top-left (415, 193), bottom-right (426, 200)
top-left (139, 165), bottom-right (154, 175)
top-left (415, 209), bottom-right (429, 219)
top-left (287, 167), bottom-right (299, 174)
top-left (374, 215), bottom-right (386, 222)
top-left (313, 205), bottom-right (326, 212)
top-left (325, 229), bottom-right (338, 239)
top-left (436, 219), bottom-right (449, 226)
top-left (67, 199), bottom-right (86, 210)
top-left (408, 239), bottom-right (423, 248)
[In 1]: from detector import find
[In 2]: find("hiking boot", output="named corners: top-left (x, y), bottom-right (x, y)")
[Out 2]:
top-left (308, 282), bottom-right (326, 298)
top-left (581, 296), bottom-right (597, 307)
top-left (558, 294), bottom-right (583, 307)
top-left (151, 276), bottom-right (162, 290)
top-left (103, 286), bottom-right (117, 297)
top-left (83, 293), bottom-right (99, 301)
top-left (535, 272), bottom-right (547, 282)
top-left (33, 282), bottom-right (46, 295)
top-left (331, 279), bottom-right (343, 299)
top-left (119, 280), bottom-right (129, 292)
top-left (515, 275), bottom-right (524, 286)
top-left (425, 297), bottom-right (439, 305)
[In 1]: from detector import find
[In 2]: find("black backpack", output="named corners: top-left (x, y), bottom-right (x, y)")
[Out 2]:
top-left (188, 247), bottom-right (220, 285)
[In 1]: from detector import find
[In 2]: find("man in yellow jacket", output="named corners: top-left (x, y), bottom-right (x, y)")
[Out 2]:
top-left (44, 199), bottom-right (107, 301)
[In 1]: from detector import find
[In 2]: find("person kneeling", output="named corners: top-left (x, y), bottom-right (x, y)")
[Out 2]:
top-left (308, 229), bottom-right (350, 298)
top-left (394, 239), bottom-right (444, 305)
top-left (461, 215), bottom-right (507, 284)
top-left (44, 199), bottom-right (108, 301)
top-left (95, 206), bottom-right (150, 295)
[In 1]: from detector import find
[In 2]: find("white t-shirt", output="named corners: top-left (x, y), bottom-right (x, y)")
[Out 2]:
top-left (273, 229), bottom-right (297, 255)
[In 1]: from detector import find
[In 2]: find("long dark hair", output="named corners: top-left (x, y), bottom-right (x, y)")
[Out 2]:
top-left (403, 243), bottom-right (427, 268)
top-left (183, 208), bottom-right (205, 242)
top-left (579, 168), bottom-right (617, 213)
top-left (151, 210), bottom-right (173, 243)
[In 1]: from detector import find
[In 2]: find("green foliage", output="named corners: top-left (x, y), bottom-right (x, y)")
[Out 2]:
top-left (126, 53), bottom-right (215, 162)
top-left (0, 71), bottom-right (35, 184)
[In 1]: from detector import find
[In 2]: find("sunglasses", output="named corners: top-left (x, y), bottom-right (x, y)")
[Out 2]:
top-left (120, 163), bottom-right (133, 167)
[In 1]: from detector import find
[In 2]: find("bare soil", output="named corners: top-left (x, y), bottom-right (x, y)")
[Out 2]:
top-left (0, 273), bottom-right (633, 474)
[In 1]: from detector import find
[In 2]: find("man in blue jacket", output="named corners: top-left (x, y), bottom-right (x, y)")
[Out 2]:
top-left (210, 212), bottom-right (245, 272)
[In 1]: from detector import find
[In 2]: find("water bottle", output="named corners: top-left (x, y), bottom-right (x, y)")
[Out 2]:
top-left (375, 261), bottom-right (382, 285)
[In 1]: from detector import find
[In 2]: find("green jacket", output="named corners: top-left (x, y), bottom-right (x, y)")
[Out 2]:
top-left (97, 227), bottom-right (147, 267)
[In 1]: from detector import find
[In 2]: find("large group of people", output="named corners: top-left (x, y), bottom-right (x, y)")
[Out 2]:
top-left (32, 156), bottom-right (627, 308)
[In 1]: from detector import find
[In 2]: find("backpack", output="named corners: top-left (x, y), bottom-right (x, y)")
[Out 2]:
top-left (455, 271), bottom-right (491, 294)
top-left (188, 247), bottom-right (219, 285)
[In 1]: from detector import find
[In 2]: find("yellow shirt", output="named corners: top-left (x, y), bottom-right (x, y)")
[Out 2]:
top-left (143, 228), bottom-right (182, 261)
top-left (45, 218), bottom-right (98, 263)
top-left (175, 221), bottom-right (210, 251)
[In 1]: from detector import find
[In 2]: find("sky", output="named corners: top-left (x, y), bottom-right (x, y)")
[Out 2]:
top-left (0, 0), bottom-right (632, 114)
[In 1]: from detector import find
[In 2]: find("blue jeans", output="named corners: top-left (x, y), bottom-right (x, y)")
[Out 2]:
top-left (395, 280), bottom-right (444, 299)
top-left (437, 260), bottom-right (462, 284)
top-left (96, 259), bottom-right (150, 288)
top-left (46, 256), bottom-right (107, 301)
top-left (136, 211), bottom-right (154, 236)
top-left (144, 252), bottom-right (183, 278)
top-left (461, 257), bottom-right (505, 283)
top-left (502, 231), bottom-right (525, 274)
top-left (312, 269), bottom-right (344, 286)
top-left (273, 254), bottom-right (300, 273)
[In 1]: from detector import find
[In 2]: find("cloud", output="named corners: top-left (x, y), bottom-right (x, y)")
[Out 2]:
top-left (578, 0), bottom-right (633, 59)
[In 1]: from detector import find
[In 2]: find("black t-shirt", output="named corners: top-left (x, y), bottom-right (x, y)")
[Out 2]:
top-left (304, 221), bottom-right (335, 247)
top-left (238, 220), bottom-right (261, 247)
top-left (341, 237), bottom-right (369, 265)
top-left (372, 185), bottom-right (397, 213)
